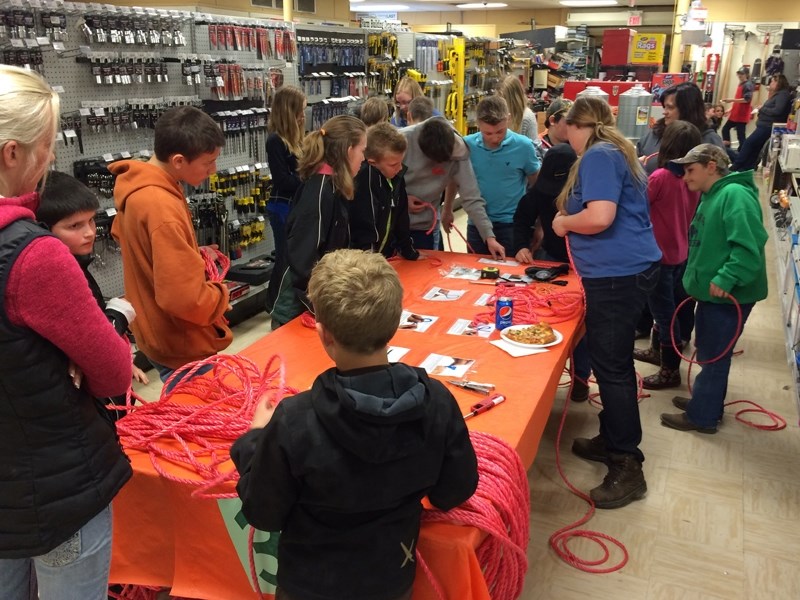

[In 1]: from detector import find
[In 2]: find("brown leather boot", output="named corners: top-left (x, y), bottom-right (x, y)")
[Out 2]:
top-left (590, 453), bottom-right (647, 509)
top-left (572, 434), bottom-right (610, 463)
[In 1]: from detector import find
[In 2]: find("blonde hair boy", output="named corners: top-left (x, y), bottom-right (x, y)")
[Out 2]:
top-left (308, 249), bottom-right (402, 354)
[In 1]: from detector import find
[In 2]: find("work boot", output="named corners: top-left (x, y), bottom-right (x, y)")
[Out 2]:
top-left (672, 395), bottom-right (691, 411)
top-left (660, 412), bottom-right (717, 434)
top-left (570, 378), bottom-right (590, 403)
top-left (642, 367), bottom-right (681, 390)
top-left (671, 396), bottom-right (725, 424)
top-left (572, 434), bottom-right (610, 463)
top-left (633, 331), bottom-right (660, 366)
top-left (590, 453), bottom-right (647, 509)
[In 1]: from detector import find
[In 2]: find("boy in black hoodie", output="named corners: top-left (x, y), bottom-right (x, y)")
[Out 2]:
top-left (37, 171), bottom-right (149, 393)
top-left (232, 249), bottom-right (478, 600)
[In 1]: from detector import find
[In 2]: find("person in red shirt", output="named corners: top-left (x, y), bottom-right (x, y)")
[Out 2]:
top-left (721, 66), bottom-right (754, 150)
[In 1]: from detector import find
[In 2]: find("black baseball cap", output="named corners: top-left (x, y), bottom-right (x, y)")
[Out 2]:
top-left (534, 143), bottom-right (577, 196)
top-left (736, 66), bottom-right (750, 75)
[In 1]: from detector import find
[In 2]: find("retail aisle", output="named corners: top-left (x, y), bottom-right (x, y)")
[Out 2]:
top-left (132, 197), bottom-right (800, 599)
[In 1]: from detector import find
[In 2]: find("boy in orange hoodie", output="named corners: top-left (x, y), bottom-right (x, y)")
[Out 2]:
top-left (111, 106), bottom-right (231, 389)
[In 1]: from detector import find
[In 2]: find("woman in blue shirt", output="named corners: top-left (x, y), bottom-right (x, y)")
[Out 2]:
top-left (552, 96), bottom-right (662, 510)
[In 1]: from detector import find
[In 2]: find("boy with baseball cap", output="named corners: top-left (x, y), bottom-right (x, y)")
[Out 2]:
top-left (660, 144), bottom-right (767, 433)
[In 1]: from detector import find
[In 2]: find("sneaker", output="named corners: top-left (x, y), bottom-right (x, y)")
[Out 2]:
top-left (642, 368), bottom-right (681, 390)
top-left (590, 453), bottom-right (647, 509)
top-left (633, 346), bottom-right (660, 366)
top-left (570, 378), bottom-right (590, 403)
top-left (572, 434), bottom-right (610, 463)
top-left (660, 412), bottom-right (717, 434)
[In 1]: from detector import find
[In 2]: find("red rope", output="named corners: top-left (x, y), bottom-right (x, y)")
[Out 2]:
top-left (200, 245), bottom-right (231, 282)
top-left (420, 431), bottom-right (530, 600)
top-left (108, 585), bottom-right (193, 600)
top-left (116, 354), bottom-right (296, 499)
top-left (443, 221), bottom-right (479, 255)
top-left (670, 296), bottom-right (786, 431)
top-left (473, 285), bottom-right (584, 326)
top-left (543, 234), bottom-right (631, 572)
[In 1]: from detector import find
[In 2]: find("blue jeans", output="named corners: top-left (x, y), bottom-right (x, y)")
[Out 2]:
top-left (686, 301), bottom-right (754, 428)
top-left (535, 248), bottom-right (590, 380)
top-left (466, 223), bottom-right (514, 256)
top-left (148, 358), bottom-right (214, 394)
top-left (648, 263), bottom-right (682, 368)
top-left (0, 505), bottom-right (113, 600)
top-left (410, 227), bottom-right (441, 251)
top-left (267, 200), bottom-right (290, 264)
top-left (582, 263), bottom-right (659, 462)
top-left (733, 124), bottom-right (771, 172)
top-left (721, 119), bottom-right (747, 149)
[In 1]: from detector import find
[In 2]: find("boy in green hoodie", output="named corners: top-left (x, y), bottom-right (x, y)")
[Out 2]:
top-left (660, 144), bottom-right (768, 433)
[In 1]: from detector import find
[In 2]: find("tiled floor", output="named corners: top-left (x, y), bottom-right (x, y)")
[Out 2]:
top-left (132, 194), bottom-right (800, 599)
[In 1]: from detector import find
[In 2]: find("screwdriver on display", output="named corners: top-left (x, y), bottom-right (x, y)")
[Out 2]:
top-left (463, 394), bottom-right (506, 420)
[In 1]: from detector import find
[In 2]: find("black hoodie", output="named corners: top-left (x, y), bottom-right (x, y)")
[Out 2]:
top-left (231, 363), bottom-right (478, 600)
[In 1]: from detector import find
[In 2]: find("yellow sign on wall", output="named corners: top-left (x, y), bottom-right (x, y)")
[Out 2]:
top-left (630, 34), bottom-right (666, 65)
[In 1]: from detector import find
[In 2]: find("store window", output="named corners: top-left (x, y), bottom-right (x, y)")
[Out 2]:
top-left (252, 0), bottom-right (316, 12)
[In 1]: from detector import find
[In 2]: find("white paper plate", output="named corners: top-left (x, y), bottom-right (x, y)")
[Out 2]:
top-left (500, 324), bottom-right (563, 349)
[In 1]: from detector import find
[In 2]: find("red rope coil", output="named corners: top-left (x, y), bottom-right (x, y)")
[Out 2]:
top-left (421, 431), bottom-right (530, 600)
top-left (200, 245), bottom-right (231, 282)
top-left (116, 354), bottom-right (296, 499)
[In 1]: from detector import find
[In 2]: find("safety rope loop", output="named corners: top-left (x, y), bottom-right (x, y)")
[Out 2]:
top-left (420, 431), bottom-right (530, 600)
top-left (116, 353), bottom-right (297, 500)
top-left (200, 245), bottom-right (231, 282)
top-left (673, 295), bottom-right (787, 432)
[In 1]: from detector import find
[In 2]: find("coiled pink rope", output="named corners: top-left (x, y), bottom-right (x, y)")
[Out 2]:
top-left (200, 245), bottom-right (231, 282)
top-left (116, 354), bottom-right (295, 499)
top-left (420, 431), bottom-right (531, 600)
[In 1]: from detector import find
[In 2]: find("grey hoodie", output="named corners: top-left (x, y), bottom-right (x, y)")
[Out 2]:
top-left (400, 118), bottom-right (495, 241)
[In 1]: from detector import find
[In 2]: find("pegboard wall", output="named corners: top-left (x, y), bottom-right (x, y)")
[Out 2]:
top-left (0, 1), bottom-right (300, 299)
top-left (0, 3), bottom-right (429, 302)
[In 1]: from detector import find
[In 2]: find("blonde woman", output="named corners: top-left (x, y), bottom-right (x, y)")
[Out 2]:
top-left (266, 85), bottom-right (306, 266)
top-left (391, 76), bottom-right (442, 128)
top-left (497, 75), bottom-right (543, 160)
top-left (269, 115), bottom-right (367, 327)
top-left (0, 64), bottom-right (132, 598)
top-left (552, 96), bottom-right (661, 510)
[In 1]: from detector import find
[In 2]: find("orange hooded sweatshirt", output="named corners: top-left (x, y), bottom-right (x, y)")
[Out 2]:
top-left (110, 159), bottom-right (232, 369)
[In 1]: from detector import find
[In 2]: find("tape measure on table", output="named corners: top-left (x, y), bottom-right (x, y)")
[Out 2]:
top-left (480, 267), bottom-right (500, 279)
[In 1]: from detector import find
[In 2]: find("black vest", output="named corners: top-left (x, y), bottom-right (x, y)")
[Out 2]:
top-left (0, 218), bottom-right (132, 558)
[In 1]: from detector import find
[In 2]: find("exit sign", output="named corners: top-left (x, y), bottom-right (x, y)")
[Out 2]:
top-left (628, 13), bottom-right (642, 26)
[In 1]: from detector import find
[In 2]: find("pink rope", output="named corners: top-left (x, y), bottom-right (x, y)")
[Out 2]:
top-left (116, 354), bottom-right (295, 499)
top-left (420, 431), bottom-right (530, 600)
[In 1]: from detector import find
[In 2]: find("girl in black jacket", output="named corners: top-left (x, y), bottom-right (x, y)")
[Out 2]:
top-left (269, 115), bottom-right (367, 327)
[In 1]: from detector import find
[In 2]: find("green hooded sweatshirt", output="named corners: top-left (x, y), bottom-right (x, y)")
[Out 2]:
top-left (682, 170), bottom-right (768, 304)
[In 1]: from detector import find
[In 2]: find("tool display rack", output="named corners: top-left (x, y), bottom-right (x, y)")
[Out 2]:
top-left (295, 24), bottom-right (369, 130)
top-left (768, 167), bottom-right (800, 416)
top-left (0, 0), bottom-right (297, 303)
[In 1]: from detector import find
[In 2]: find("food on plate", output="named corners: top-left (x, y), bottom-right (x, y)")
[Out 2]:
top-left (505, 323), bottom-right (557, 345)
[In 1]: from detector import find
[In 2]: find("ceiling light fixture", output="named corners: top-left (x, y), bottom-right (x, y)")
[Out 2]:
top-left (559, 0), bottom-right (618, 7)
top-left (349, 3), bottom-right (410, 9)
top-left (457, 2), bottom-right (509, 7)
top-left (350, 0), bottom-right (365, 3)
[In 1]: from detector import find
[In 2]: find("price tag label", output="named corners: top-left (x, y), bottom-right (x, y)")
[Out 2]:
top-left (106, 207), bottom-right (117, 217)
top-left (102, 153), bottom-right (115, 162)
top-left (51, 85), bottom-right (65, 93)
top-left (53, 42), bottom-right (65, 51)
top-left (120, 151), bottom-right (132, 159)
top-left (79, 107), bottom-right (92, 116)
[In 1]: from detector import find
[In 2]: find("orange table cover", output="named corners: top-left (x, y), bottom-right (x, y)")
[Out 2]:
top-left (110, 252), bottom-right (582, 599)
